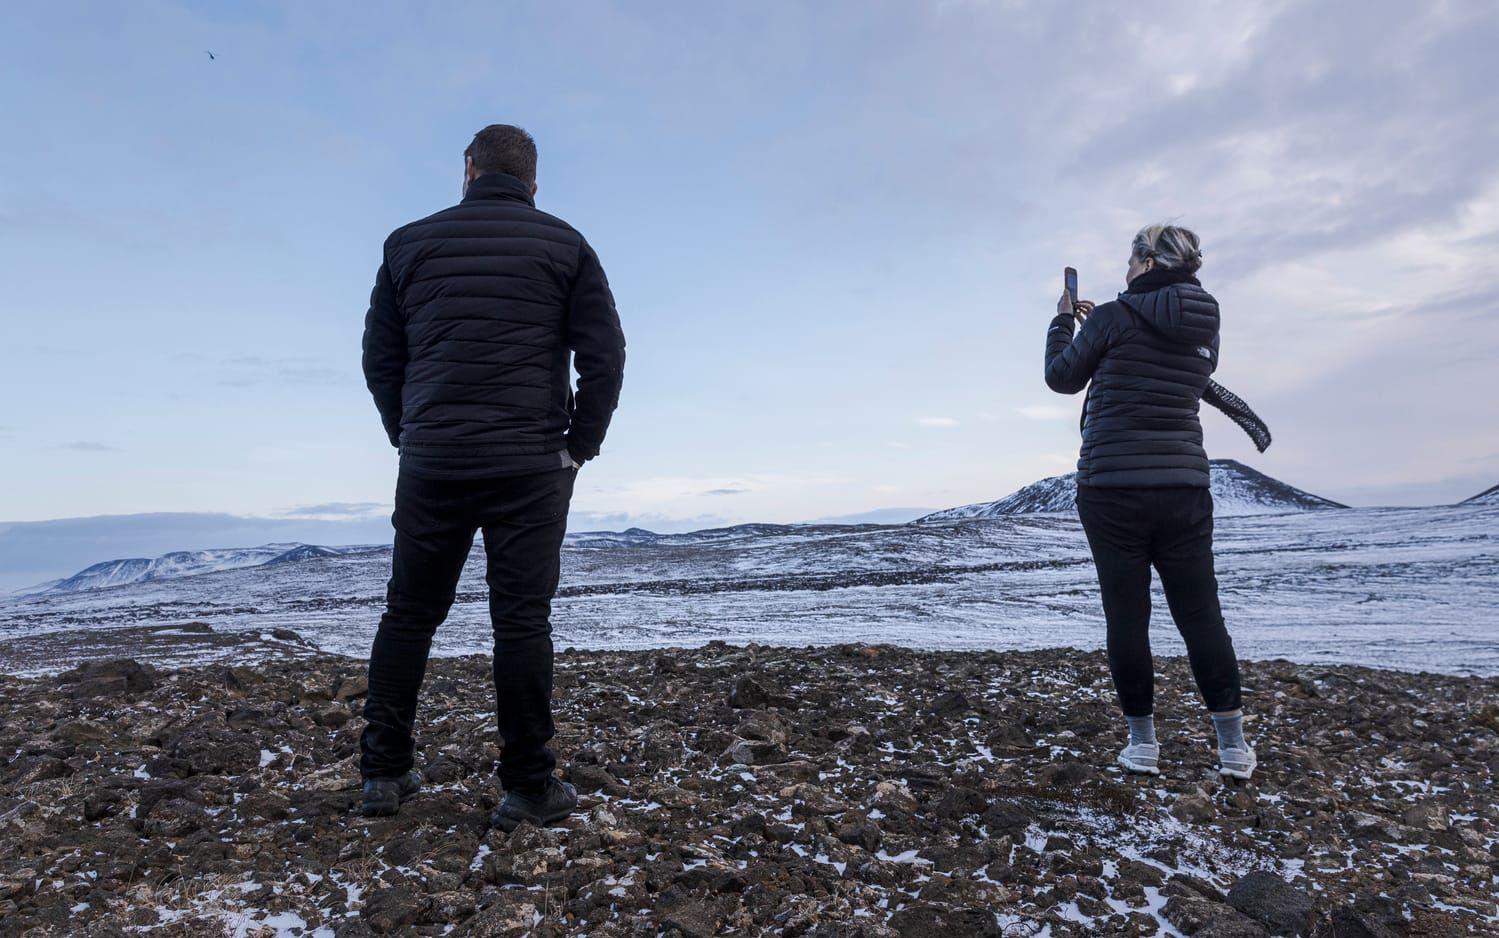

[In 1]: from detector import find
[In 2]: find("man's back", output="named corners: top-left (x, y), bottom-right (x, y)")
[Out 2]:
top-left (363, 172), bottom-right (625, 478)
top-left (359, 124), bottom-right (623, 826)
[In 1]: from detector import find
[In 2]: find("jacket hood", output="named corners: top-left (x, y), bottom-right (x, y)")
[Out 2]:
top-left (1117, 277), bottom-right (1220, 346)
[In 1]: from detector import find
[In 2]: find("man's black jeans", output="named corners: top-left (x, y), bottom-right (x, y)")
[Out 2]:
top-left (1075, 485), bottom-right (1242, 717)
top-left (360, 466), bottom-right (575, 794)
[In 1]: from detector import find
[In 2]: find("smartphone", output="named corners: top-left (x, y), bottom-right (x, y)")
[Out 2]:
top-left (1064, 266), bottom-right (1078, 301)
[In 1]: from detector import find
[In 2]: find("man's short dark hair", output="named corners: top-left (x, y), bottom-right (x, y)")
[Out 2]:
top-left (465, 124), bottom-right (538, 185)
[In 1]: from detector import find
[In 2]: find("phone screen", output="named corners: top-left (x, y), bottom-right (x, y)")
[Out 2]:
top-left (1064, 267), bottom-right (1078, 299)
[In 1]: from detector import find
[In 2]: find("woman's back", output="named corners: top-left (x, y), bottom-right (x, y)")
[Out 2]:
top-left (1043, 222), bottom-right (1256, 783)
top-left (1046, 266), bottom-right (1220, 488)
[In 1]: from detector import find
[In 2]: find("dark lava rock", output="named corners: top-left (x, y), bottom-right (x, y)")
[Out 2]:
top-left (888, 904), bottom-right (1000, 938)
top-left (170, 727), bottom-right (262, 776)
top-left (11, 754), bottom-right (70, 784)
top-left (58, 658), bottom-right (157, 698)
top-left (722, 737), bottom-right (785, 765)
top-left (981, 799), bottom-right (1030, 836)
top-left (658, 895), bottom-right (722, 937)
top-left (334, 675), bottom-right (370, 701)
top-left (1198, 912), bottom-right (1272, 938)
top-left (985, 721), bottom-right (1032, 749)
top-left (728, 674), bottom-right (771, 708)
top-left (835, 819), bottom-right (883, 851)
top-left (449, 898), bottom-right (539, 936)
top-left (0, 645), bottom-right (1494, 936)
top-left (1172, 791), bottom-right (1217, 823)
top-left (140, 797), bottom-right (209, 838)
top-left (1037, 760), bottom-right (1093, 788)
top-left (1320, 907), bottom-right (1403, 938)
top-left (360, 883), bottom-right (428, 933)
top-left (926, 690), bottom-right (971, 719)
top-left (1228, 870), bottom-right (1315, 936)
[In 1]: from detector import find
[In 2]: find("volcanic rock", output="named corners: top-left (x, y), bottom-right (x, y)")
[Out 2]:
top-left (1228, 870), bottom-right (1315, 936)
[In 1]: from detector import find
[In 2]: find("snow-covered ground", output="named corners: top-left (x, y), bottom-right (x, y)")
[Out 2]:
top-left (2, 501), bottom-right (1495, 676)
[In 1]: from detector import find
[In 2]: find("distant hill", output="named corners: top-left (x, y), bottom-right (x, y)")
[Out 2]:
top-left (22, 543), bottom-right (379, 596)
top-left (1461, 483), bottom-right (1499, 506)
top-left (918, 459), bottom-right (1347, 522)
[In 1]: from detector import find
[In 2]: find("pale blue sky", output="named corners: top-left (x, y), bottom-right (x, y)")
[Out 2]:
top-left (3, 0), bottom-right (1497, 534)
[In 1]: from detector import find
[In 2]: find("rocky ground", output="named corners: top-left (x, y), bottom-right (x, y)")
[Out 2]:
top-left (2, 642), bottom-right (1496, 937)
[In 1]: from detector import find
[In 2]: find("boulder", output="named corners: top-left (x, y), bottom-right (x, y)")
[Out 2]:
top-left (888, 904), bottom-right (1000, 938)
top-left (728, 675), bottom-right (771, 709)
top-left (722, 737), bottom-right (785, 766)
top-left (58, 659), bottom-right (157, 698)
top-left (1228, 870), bottom-right (1315, 936)
top-left (170, 727), bottom-right (262, 776)
top-left (1172, 792), bottom-right (1217, 824)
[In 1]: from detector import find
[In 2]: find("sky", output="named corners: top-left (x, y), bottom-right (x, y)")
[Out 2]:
top-left (3, 0), bottom-right (1498, 561)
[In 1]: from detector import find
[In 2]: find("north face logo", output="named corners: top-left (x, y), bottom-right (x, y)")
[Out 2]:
top-left (1196, 346), bottom-right (1213, 359)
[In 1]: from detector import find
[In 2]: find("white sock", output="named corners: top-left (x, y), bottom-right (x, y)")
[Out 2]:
top-left (1211, 710), bottom-right (1247, 750)
top-left (1125, 714), bottom-right (1156, 746)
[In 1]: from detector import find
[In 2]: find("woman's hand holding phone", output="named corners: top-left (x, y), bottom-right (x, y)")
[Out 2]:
top-left (1060, 267), bottom-right (1092, 323)
top-left (1057, 290), bottom-right (1095, 324)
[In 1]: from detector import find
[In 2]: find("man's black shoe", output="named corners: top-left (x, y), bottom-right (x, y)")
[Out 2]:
top-left (490, 779), bottom-right (577, 832)
top-left (361, 769), bottom-right (423, 817)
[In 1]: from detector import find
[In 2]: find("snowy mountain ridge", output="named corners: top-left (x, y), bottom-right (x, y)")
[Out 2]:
top-left (19, 543), bottom-right (380, 597)
top-left (917, 459), bottom-right (1347, 522)
top-left (1463, 483), bottom-right (1499, 506)
top-left (15, 465), bottom-right (1488, 599)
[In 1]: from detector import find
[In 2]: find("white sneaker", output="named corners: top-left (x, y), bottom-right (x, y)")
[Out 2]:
top-left (1218, 746), bottom-right (1257, 780)
top-left (1118, 742), bottom-right (1161, 776)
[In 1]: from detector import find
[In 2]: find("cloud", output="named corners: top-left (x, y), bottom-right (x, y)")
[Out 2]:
top-left (584, 473), bottom-right (849, 506)
top-left (56, 441), bottom-right (118, 452)
top-left (278, 502), bottom-right (387, 519)
top-left (915, 417), bottom-right (959, 428)
top-left (217, 355), bottom-right (349, 389)
top-left (1014, 405), bottom-right (1073, 421)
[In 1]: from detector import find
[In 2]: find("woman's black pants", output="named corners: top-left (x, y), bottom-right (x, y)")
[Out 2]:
top-left (1075, 485), bottom-right (1242, 717)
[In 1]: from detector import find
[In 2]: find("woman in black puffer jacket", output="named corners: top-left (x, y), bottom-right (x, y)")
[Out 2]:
top-left (1044, 224), bottom-right (1255, 781)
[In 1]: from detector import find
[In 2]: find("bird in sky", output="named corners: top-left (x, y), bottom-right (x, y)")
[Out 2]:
top-left (205, 50), bottom-right (216, 60)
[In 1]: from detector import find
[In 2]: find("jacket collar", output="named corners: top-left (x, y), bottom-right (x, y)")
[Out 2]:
top-left (1123, 266), bottom-right (1199, 295)
top-left (461, 172), bottom-right (536, 206)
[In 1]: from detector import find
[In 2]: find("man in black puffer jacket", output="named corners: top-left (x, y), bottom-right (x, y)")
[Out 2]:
top-left (359, 124), bottom-right (625, 828)
top-left (1043, 224), bottom-right (1254, 783)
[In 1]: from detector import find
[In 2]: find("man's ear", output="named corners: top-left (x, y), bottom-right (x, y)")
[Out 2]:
top-left (464, 155), bottom-right (480, 183)
top-left (530, 180), bottom-right (538, 197)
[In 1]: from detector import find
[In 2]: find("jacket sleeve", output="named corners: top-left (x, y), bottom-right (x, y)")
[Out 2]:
top-left (564, 238), bottom-right (626, 463)
top-left (1044, 306), bottom-right (1111, 395)
top-left (361, 253), bottom-right (407, 448)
